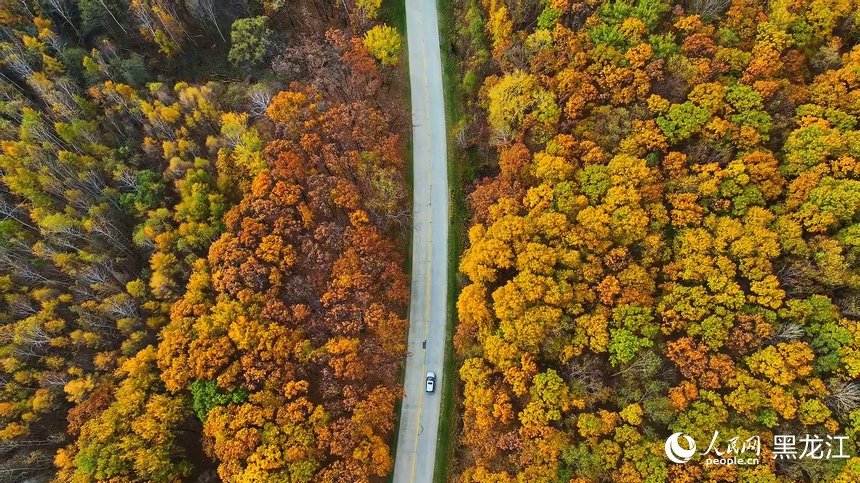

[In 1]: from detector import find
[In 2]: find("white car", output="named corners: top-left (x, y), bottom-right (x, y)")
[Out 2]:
top-left (425, 372), bottom-right (436, 393)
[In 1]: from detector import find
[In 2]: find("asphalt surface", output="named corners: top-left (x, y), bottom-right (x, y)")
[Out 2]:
top-left (392, 0), bottom-right (449, 481)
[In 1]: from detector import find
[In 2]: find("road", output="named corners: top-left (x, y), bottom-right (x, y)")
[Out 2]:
top-left (392, 0), bottom-right (449, 481)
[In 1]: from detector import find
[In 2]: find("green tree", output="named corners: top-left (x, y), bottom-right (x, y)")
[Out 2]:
top-left (656, 102), bottom-right (710, 143)
top-left (190, 379), bottom-right (248, 422)
top-left (228, 17), bottom-right (272, 68)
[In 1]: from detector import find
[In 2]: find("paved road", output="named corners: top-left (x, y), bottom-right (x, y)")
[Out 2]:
top-left (392, 0), bottom-right (449, 481)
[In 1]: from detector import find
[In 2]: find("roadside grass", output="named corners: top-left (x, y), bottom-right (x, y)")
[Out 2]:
top-left (381, 0), bottom-right (412, 481)
top-left (435, 0), bottom-right (476, 479)
top-left (381, 0), bottom-right (407, 37)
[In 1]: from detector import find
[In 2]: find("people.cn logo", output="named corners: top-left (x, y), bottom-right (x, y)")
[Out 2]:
top-left (665, 432), bottom-right (697, 464)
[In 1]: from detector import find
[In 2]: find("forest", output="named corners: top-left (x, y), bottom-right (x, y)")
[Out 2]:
top-left (0, 0), bottom-right (410, 482)
top-left (449, 0), bottom-right (860, 481)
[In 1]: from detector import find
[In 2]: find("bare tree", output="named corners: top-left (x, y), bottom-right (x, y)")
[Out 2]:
top-left (248, 86), bottom-right (273, 117)
top-left (827, 380), bottom-right (860, 415)
top-left (96, 0), bottom-right (129, 35)
top-left (42, 30), bottom-right (65, 53)
top-left (195, 0), bottom-right (227, 42)
top-left (76, 309), bottom-right (121, 335)
top-left (47, 0), bottom-right (82, 37)
top-left (768, 323), bottom-right (805, 342)
top-left (133, 4), bottom-right (159, 45)
top-left (0, 198), bottom-right (37, 231)
top-left (80, 264), bottom-right (123, 294)
top-left (0, 433), bottom-right (64, 453)
top-left (491, 125), bottom-right (514, 145)
top-left (836, 293), bottom-right (860, 318)
top-left (8, 295), bottom-right (36, 318)
top-left (686, 0), bottom-right (731, 21)
top-left (0, 451), bottom-right (53, 483)
top-left (612, 350), bottom-right (663, 380)
top-left (566, 354), bottom-right (605, 397)
top-left (775, 259), bottom-right (816, 296)
top-left (15, 0), bottom-right (35, 17)
top-left (48, 78), bottom-right (83, 121)
top-left (17, 323), bottom-right (53, 351)
top-left (102, 293), bottom-right (139, 320)
top-left (90, 215), bottom-right (134, 256)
